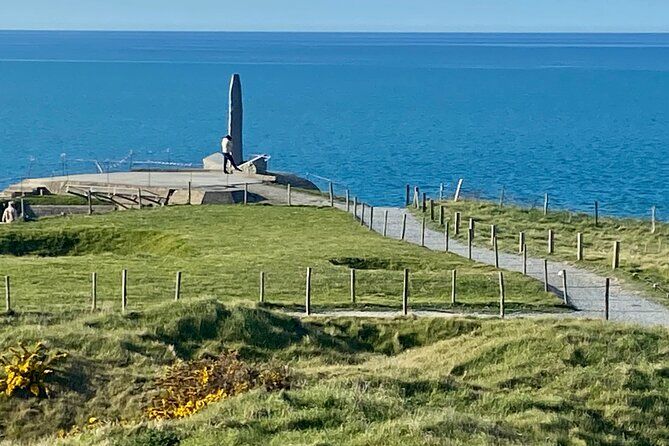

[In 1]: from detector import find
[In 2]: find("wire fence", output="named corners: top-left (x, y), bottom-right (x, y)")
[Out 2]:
top-left (2, 266), bottom-right (598, 318)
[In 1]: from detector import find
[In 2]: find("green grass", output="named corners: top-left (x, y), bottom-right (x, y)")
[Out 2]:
top-left (6, 195), bottom-right (106, 206)
top-left (3, 300), bottom-right (664, 446)
top-left (419, 199), bottom-right (669, 305)
top-left (0, 205), bottom-right (558, 314)
top-left (5, 204), bottom-right (654, 444)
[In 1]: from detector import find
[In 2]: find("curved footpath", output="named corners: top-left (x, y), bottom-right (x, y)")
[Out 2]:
top-left (257, 184), bottom-right (669, 327)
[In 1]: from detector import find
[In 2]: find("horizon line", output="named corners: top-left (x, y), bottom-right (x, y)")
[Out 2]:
top-left (2, 29), bottom-right (669, 35)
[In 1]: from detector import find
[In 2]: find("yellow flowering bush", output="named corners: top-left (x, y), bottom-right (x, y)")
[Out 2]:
top-left (146, 351), bottom-right (289, 420)
top-left (0, 342), bottom-right (67, 398)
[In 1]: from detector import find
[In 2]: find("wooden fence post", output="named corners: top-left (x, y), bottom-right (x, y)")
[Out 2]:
top-left (188, 181), bottom-right (192, 205)
top-left (468, 218), bottom-right (475, 239)
top-left (548, 229), bottom-right (554, 254)
top-left (490, 224), bottom-right (496, 246)
top-left (543, 193), bottom-right (549, 215)
top-left (360, 203), bottom-right (365, 226)
top-left (421, 217), bottom-right (426, 247)
top-left (4, 276), bottom-right (10, 314)
top-left (612, 241), bottom-right (620, 269)
top-left (345, 189), bottom-right (350, 212)
top-left (543, 259), bottom-right (549, 292)
top-left (493, 235), bottom-right (499, 268)
top-left (328, 182), bottom-right (334, 207)
top-left (383, 210), bottom-right (389, 237)
top-left (454, 179), bottom-right (463, 202)
top-left (522, 244), bottom-right (527, 275)
top-left (413, 187), bottom-right (419, 209)
top-left (561, 270), bottom-right (568, 305)
top-left (369, 206), bottom-right (374, 230)
top-left (594, 201), bottom-right (599, 226)
top-left (353, 196), bottom-right (358, 218)
top-left (402, 269), bottom-right (409, 315)
top-left (429, 199), bottom-right (434, 221)
top-left (305, 267), bottom-right (312, 315)
top-left (401, 213), bottom-right (407, 241)
top-left (439, 205), bottom-right (444, 226)
top-left (174, 271), bottom-right (182, 301)
top-left (91, 272), bottom-right (97, 311)
top-left (137, 188), bottom-right (143, 209)
top-left (451, 269), bottom-right (457, 304)
top-left (350, 269), bottom-right (356, 304)
top-left (259, 272), bottom-right (265, 303)
top-left (439, 182), bottom-right (444, 201)
top-left (605, 278), bottom-right (610, 321)
top-left (577, 232), bottom-right (583, 261)
top-left (467, 228), bottom-right (473, 260)
top-left (422, 193), bottom-right (427, 212)
top-left (405, 185), bottom-right (410, 206)
top-left (651, 206), bottom-right (656, 234)
top-left (498, 272), bottom-right (505, 319)
top-left (20, 199), bottom-right (25, 221)
top-left (444, 223), bottom-right (449, 251)
top-left (518, 231), bottom-right (525, 254)
top-left (88, 188), bottom-right (93, 215)
top-left (454, 212), bottom-right (461, 235)
top-left (287, 184), bottom-right (292, 206)
top-left (121, 269), bottom-right (128, 313)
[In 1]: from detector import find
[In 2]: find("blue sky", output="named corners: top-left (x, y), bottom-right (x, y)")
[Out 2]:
top-left (1, 0), bottom-right (669, 32)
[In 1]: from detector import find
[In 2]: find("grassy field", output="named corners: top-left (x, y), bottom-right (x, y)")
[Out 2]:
top-left (1, 205), bottom-right (668, 444)
top-left (419, 199), bottom-right (669, 305)
top-left (0, 205), bottom-right (558, 315)
top-left (1, 300), bottom-right (666, 445)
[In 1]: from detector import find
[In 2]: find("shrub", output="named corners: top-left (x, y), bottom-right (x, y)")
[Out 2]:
top-left (0, 342), bottom-right (67, 398)
top-left (146, 351), bottom-right (290, 420)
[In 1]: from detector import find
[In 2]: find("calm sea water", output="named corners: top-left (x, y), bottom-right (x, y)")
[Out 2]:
top-left (1, 31), bottom-right (669, 216)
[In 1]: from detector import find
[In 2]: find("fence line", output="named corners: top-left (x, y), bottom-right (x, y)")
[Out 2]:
top-left (4, 264), bottom-right (607, 317)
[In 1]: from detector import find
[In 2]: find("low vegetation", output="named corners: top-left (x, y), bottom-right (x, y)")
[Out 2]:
top-left (420, 198), bottom-right (669, 305)
top-left (146, 351), bottom-right (290, 421)
top-left (0, 205), bottom-right (558, 314)
top-left (0, 300), bottom-right (664, 445)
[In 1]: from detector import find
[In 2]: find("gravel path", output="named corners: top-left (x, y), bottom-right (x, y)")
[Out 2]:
top-left (255, 184), bottom-right (669, 327)
top-left (355, 206), bottom-right (669, 327)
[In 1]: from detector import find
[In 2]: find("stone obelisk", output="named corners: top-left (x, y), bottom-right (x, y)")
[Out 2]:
top-left (228, 74), bottom-right (243, 164)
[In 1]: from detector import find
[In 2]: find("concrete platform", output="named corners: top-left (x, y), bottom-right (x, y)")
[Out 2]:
top-left (21, 170), bottom-right (268, 189)
top-left (1, 170), bottom-right (277, 206)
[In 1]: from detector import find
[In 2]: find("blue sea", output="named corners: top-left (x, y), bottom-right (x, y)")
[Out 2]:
top-left (1, 31), bottom-right (669, 216)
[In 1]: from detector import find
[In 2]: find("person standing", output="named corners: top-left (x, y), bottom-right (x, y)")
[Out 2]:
top-left (221, 135), bottom-right (242, 174)
top-left (1, 201), bottom-right (18, 224)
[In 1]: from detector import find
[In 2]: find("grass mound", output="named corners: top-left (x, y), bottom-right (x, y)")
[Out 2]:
top-left (0, 299), bottom-right (477, 442)
top-left (0, 228), bottom-right (188, 257)
top-left (30, 308), bottom-right (669, 446)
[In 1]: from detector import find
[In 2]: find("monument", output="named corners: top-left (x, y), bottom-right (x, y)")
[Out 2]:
top-left (228, 74), bottom-right (243, 164)
top-left (202, 73), bottom-right (268, 173)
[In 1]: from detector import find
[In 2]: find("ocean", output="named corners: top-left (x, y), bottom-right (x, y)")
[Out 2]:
top-left (1, 31), bottom-right (668, 216)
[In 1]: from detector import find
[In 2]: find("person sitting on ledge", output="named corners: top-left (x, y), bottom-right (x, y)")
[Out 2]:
top-left (221, 135), bottom-right (242, 174)
top-left (1, 201), bottom-right (18, 224)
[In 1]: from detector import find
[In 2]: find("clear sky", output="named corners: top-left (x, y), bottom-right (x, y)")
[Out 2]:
top-left (1, 0), bottom-right (669, 32)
